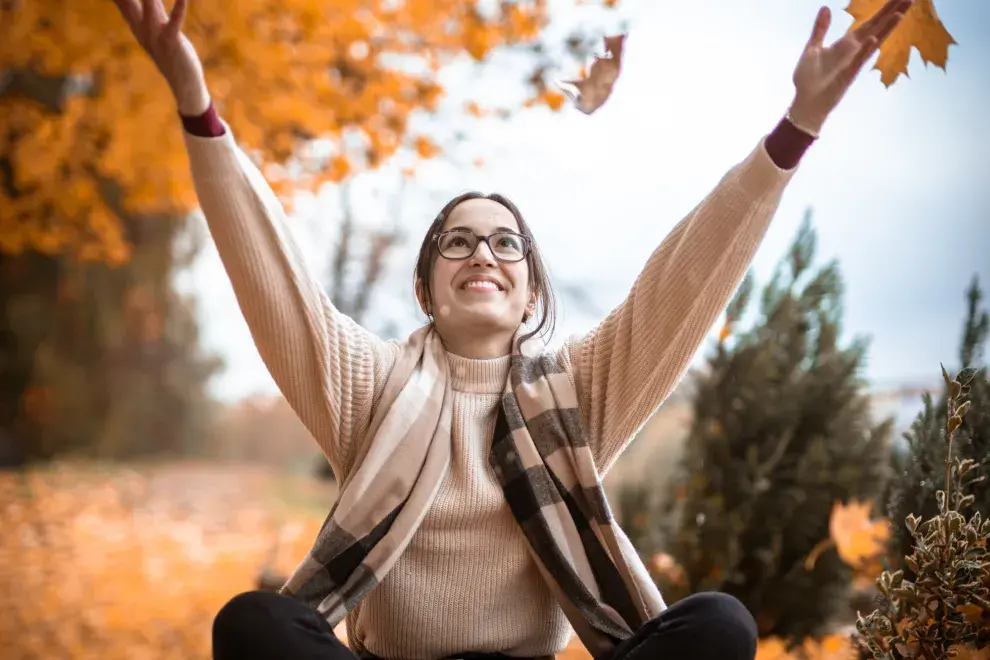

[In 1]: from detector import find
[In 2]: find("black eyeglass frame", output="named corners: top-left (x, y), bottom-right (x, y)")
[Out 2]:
top-left (433, 230), bottom-right (531, 263)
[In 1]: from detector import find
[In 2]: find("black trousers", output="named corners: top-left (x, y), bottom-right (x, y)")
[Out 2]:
top-left (212, 590), bottom-right (757, 660)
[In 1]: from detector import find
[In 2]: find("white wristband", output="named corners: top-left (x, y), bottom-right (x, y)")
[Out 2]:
top-left (785, 111), bottom-right (821, 140)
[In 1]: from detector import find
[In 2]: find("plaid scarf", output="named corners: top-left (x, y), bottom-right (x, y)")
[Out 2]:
top-left (280, 325), bottom-right (665, 659)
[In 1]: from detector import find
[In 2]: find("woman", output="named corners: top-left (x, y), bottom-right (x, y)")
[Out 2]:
top-left (111, 1), bottom-right (911, 658)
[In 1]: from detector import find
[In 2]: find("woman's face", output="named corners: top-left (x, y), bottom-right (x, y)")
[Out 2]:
top-left (426, 198), bottom-right (533, 339)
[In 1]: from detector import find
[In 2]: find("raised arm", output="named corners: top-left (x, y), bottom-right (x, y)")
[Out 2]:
top-left (561, 0), bottom-right (914, 474)
top-left (111, 0), bottom-right (398, 473)
top-left (560, 124), bottom-right (802, 475)
top-left (183, 108), bottom-right (398, 473)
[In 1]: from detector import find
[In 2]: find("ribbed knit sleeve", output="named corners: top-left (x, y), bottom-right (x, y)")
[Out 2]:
top-left (560, 137), bottom-right (797, 475)
top-left (182, 124), bottom-right (399, 475)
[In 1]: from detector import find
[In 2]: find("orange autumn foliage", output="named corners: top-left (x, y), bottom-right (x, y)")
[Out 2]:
top-left (756, 635), bottom-right (857, 660)
top-left (0, 0), bottom-right (606, 265)
top-left (0, 463), bottom-right (332, 659)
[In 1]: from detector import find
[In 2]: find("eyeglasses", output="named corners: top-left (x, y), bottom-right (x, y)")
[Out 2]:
top-left (434, 230), bottom-right (530, 263)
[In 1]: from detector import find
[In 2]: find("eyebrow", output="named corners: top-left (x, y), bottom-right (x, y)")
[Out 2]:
top-left (446, 225), bottom-right (520, 234)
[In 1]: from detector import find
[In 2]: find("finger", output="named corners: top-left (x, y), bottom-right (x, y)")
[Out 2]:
top-left (853, 0), bottom-right (897, 35)
top-left (140, 0), bottom-right (167, 24)
top-left (112, 0), bottom-right (143, 27)
top-left (837, 35), bottom-right (879, 88)
top-left (805, 6), bottom-right (831, 50)
top-left (855, 0), bottom-right (911, 39)
top-left (163, 0), bottom-right (189, 40)
top-left (874, 9), bottom-right (908, 46)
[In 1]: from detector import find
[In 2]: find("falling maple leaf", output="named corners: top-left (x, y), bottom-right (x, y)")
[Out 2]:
top-left (845, 0), bottom-right (956, 87)
top-left (828, 500), bottom-right (890, 567)
top-left (558, 34), bottom-right (626, 114)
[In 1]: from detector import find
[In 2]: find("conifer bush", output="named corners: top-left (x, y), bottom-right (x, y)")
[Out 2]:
top-left (617, 212), bottom-right (892, 641)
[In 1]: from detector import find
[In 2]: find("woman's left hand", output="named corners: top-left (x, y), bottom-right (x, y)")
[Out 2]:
top-left (787, 0), bottom-right (913, 136)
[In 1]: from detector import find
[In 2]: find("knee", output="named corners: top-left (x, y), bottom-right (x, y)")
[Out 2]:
top-left (213, 591), bottom-right (276, 641)
top-left (670, 592), bottom-right (757, 656)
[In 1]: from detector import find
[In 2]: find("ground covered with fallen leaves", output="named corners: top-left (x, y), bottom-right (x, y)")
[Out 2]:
top-left (0, 461), bottom-right (331, 660)
top-left (1, 461), bottom-right (877, 660)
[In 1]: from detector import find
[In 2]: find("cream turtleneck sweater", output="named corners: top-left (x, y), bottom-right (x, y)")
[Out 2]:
top-left (350, 353), bottom-right (572, 658)
top-left (182, 117), bottom-right (798, 658)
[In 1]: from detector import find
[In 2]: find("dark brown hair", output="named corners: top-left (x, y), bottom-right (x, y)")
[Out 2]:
top-left (413, 191), bottom-right (557, 343)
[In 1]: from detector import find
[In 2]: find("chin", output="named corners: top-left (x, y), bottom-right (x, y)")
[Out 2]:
top-left (447, 304), bottom-right (519, 331)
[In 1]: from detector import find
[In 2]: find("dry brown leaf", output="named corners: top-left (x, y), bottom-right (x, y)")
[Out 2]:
top-left (845, 0), bottom-right (956, 87)
top-left (559, 34), bottom-right (626, 114)
top-left (828, 500), bottom-right (890, 567)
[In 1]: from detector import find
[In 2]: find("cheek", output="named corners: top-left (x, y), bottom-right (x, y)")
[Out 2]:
top-left (507, 264), bottom-right (531, 302)
top-left (431, 260), bottom-right (459, 299)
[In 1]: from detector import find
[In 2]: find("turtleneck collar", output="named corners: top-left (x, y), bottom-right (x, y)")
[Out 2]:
top-left (445, 351), bottom-right (511, 394)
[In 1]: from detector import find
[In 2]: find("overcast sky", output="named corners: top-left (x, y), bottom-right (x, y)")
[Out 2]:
top-left (180, 0), bottom-right (990, 402)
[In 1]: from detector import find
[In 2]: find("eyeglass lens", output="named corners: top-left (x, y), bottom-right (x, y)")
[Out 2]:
top-left (438, 231), bottom-right (527, 262)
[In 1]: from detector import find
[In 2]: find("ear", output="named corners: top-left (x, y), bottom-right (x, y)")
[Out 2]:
top-left (523, 292), bottom-right (537, 322)
top-left (527, 289), bottom-right (538, 314)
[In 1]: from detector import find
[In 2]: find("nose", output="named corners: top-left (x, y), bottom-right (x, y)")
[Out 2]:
top-left (469, 239), bottom-right (498, 267)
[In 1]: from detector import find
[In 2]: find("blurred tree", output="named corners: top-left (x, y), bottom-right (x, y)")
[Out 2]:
top-left (313, 182), bottom-right (403, 480)
top-left (618, 211), bottom-right (892, 641)
top-left (884, 275), bottom-right (989, 575)
top-left (0, 215), bottom-right (222, 461)
top-left (1, 0), bottom-right (618, 461)
top-left (1, 0), bottom-right (612, 262)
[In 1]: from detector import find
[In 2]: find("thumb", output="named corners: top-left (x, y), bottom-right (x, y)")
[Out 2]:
top-left (805, 6), bottom-right (831, 50)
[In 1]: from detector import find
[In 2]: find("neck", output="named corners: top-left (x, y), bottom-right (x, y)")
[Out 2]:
top-left (435, 323), bottom-right (516, 359)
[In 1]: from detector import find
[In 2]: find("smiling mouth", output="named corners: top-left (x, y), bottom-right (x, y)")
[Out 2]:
top-left (461, 280), bottom-right (503, 292)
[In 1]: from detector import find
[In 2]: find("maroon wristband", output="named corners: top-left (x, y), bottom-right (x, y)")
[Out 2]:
top-left (764, 117), bottom-right (815, 170)
top-left (180, 102), bottom-right (226, 138)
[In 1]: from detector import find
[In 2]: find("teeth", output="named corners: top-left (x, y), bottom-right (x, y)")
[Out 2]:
top-left (464, 280), bottom-right (500, 291)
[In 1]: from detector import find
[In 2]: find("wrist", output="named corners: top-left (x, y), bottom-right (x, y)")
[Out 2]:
top-left (786, 97), bottom-right (827, 139)
top-left (171, 80), bottom-right (211, 117)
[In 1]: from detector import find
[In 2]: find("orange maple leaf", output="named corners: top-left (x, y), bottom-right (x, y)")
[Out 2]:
top-left (845, 0), bottom-right (956, 87)
top-left (558, 34), bottom-right (626, 114)
top-left (828, 500), bottom-right (890, 567)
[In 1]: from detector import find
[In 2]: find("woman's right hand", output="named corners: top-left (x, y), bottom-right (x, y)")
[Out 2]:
top-left (112, 0), bottom-right (210, 116)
